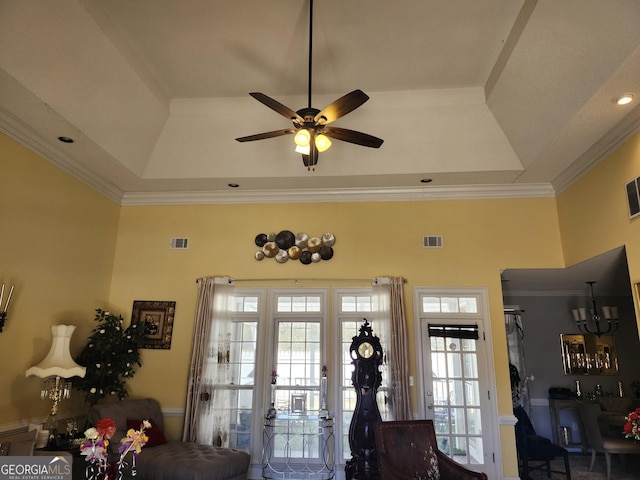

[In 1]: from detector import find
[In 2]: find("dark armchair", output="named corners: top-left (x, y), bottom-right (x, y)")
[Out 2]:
top-left (374, 420), bottom-right (488, 480)
top-left (514, 405), bottom-right (571, 479)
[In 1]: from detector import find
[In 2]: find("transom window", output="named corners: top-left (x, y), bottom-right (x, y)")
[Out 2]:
top-left (276, 295), bottom-right (322, 313)
top-left (422, 295), bottom-right (478, 313)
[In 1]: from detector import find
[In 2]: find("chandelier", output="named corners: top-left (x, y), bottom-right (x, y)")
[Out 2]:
top-left (571, 281), bottom-right (619, 336)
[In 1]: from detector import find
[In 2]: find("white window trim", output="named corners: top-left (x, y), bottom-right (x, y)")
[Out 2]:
top-left (233, 287), bottom-right (267, 462)
top-left (263, 288), bottom-right (330, 462)
top-left (266, 287), bottom-right (330, 386)
top-left (332, 287), bottom-right (374, 467)
top-left (412, 286), bottom-right (501, 479)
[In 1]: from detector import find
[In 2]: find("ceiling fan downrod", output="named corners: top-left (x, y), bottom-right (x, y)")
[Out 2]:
top-left (307, 0), bottom-right (314, 110)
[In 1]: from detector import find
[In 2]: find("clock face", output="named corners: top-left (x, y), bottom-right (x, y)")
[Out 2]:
top-left (358, 341), bottom-right (374, 359)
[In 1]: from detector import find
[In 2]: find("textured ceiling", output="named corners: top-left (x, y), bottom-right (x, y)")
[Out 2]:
top-left (1, 0), bottom-right (640, 205)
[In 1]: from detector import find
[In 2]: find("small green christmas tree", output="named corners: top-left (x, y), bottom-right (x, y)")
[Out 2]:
top-left (73, 308), bottom-right (146, 406)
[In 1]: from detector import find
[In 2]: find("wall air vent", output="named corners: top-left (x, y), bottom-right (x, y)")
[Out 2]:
top-left (422, 235), bottom-right (443, 248)
top-left (170, 237), bottom-right (189, 249)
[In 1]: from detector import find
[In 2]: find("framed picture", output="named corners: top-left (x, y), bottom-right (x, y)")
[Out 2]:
top-left (131, 300), bottom-right (176, 349)
top-left (291, 394), bottom-right (306, 414)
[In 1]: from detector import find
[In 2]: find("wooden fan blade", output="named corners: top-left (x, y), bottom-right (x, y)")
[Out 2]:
top-left (324, 127), bottom-right (384, 148)
top-left (249, 93), bottom-right (304, 123)
top-left (314, 90), bottom-right (369, 124)
top-left (235, 128), bottom-right (295, 142)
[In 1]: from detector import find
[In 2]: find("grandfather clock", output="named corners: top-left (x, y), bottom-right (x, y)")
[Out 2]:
top-left (345, 320), bottom-right (383, 480)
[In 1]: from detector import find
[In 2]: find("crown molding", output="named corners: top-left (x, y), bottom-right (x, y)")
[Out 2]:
top-left (0, 109), bottom-right (124, 204)
top-left (121, 183), bottom-right (556, 206)
top-left (553, 105), bottom-right (640, 194)
top-left (504, 289), bottom-right (586, 297)
top-left (503, 289), bottom-right (630, 297)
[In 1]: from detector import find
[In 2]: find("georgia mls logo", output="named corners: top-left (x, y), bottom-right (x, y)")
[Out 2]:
top-left (0, 455), bottom-right (72, 480)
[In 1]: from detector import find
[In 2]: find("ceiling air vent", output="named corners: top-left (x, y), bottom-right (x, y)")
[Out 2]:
top-left (170, 237), bottom-right (189, 250)
top-left (422, 235), bottom-right (443, 248)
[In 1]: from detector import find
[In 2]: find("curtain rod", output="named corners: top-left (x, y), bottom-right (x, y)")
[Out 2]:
top-left (233, 277), bottom-right (372, 283)
top-left (196, 277), bottom-right (407, 284)
top-left (504, 308), bottom-right (525, 314)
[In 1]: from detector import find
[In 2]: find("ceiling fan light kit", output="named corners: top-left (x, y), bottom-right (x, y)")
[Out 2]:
top-left (235, 0), bottom-right (383, 170)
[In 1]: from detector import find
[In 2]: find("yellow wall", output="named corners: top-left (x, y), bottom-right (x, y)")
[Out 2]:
top-left (3, 128), bottom-right (586, 477)
top-left (0, 133), bottom-right (120, 425)
top-left (557, 131), bottom-right (640, 330)
top-left (109, 198), bottom-right (564, 402)
top-left (4, 123), bottom-right (640, 477)
top-left (107, 197), bottom-right (564, 476)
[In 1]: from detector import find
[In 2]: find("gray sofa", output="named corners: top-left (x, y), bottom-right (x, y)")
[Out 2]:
top-left (87, 398), bottom-right (250, 480)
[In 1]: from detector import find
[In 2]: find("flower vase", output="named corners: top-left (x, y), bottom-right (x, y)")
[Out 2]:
top-left (267, 382), bottom-right (277, 418)
top-left (320, 373), bottom-right (328, 418)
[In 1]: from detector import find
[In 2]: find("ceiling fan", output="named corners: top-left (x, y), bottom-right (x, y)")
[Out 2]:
top-left (235, 0), bottom-right (383, 170)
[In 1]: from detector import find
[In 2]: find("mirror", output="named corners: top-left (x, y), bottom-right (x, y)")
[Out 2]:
top-left (561, 334), bottom-right (618, 375)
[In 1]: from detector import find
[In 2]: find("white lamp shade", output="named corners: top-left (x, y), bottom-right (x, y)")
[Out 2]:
top-left (295, 144), bottom-right (311, 155)
top-left (315, 134), bottom-right (332, 152)
top-left (571, 309), bottom-right (580, 322)
top-left (294, 129), bottom-right (311, 146)
top-left (26, 324), bottom-right (86, 379)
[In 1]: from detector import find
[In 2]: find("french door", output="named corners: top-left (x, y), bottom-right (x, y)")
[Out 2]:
top-left (414, 288), bottom-right (499, 479)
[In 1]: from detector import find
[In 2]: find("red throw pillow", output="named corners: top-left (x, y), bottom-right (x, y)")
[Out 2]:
top-left (126, 418), bottom-right (168, 447)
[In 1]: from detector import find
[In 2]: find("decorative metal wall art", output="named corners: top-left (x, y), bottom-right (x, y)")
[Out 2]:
top-left (254, 230), bottom-right (335, 264)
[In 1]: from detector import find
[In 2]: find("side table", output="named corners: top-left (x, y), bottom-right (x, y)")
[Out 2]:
top-left (262, 413), bottom-right (335, 479)
top-left (36, 443), bottom-right (85, 480)
top-left (548, 398), bottom-right (587, 454)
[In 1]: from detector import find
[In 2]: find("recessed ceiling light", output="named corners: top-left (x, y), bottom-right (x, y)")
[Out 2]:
top-left (57, 136), bottom-right (74, 143)
top-left (420, 178), bottom-right (433, 184)
top-left (613, 93), bottom-right (634, 105)
top-left (228, 183), bottom-right (239, 188)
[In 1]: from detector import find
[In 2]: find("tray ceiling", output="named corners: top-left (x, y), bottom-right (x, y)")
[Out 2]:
top-left (1, 0), bottom-right (639, 204)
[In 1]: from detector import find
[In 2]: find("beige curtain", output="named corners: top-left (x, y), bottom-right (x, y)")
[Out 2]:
top-left (182, 276), bottom-right (235, 444)
top-left (373, 276), bottom-right (412, 420)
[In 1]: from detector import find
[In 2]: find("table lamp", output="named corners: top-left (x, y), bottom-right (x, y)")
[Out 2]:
top-left (26, 324), bottom-right (86, 437)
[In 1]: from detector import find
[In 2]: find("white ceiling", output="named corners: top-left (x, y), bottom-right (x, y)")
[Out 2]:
top-left (1, 0), bottom-right (640, 205)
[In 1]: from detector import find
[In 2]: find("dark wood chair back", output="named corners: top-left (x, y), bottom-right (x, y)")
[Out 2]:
top-left (374, 420), bottom-right (488, 480)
